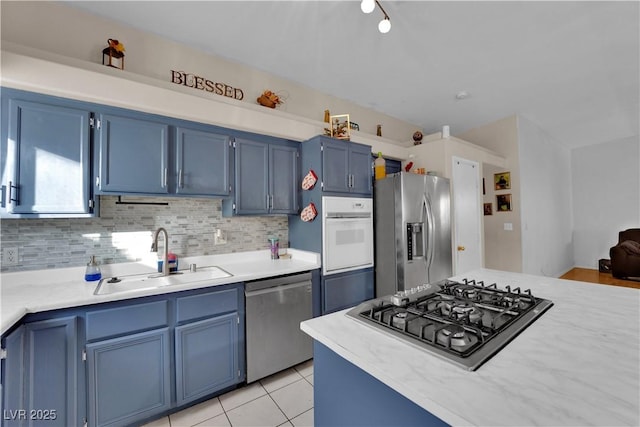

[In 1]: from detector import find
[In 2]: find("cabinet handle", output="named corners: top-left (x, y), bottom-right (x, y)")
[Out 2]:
top-left (163, 168), bottom-right (168, 188)
top-left (266, 194), bottom-right (270, 210)
top-left (270, 194), bottom-right (274, 210)
top-left (8, 181), bottom-right (18, 205)
top-left (178, 169), bottom-right (184, 188)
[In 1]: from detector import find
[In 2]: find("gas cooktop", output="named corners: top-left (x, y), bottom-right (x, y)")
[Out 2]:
top-left (346, 278), bottom-right (553, 371)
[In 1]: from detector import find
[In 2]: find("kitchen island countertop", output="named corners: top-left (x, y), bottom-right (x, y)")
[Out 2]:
top-left (301, 268), bottom-right (640, 426)
top-left (1, 249), bottom-right (320, 336)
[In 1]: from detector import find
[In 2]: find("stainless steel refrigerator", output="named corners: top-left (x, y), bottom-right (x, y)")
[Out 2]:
top-left (375, 172), bottom-right (452, 297)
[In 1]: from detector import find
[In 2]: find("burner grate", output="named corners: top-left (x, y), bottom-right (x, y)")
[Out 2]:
top-left (354, 278), bottom-right (553, 362)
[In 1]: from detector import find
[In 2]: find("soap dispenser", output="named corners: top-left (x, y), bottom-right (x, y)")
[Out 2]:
top-left (85, 255), bottom-right (102, 282)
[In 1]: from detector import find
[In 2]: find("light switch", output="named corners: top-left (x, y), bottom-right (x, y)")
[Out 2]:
top-left (504, 223), bottom-right (513, 231)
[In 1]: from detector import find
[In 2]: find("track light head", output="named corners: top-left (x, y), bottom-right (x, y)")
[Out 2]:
top-left (361, 0), bottom-right (375, 14)
top-left (378, 17), bottom-right (391, 33)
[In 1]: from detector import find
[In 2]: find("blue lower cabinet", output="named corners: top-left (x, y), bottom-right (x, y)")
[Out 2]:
top-left (322, 268), bottom-right (374, 314)
top-left (314, 341), bottom-right (449, 427)
top-left (1, 285), bottom-right (245, 427)
top-left (86, 328), bottom-right (172, 427)
top-left (1, 317), bottom-right (81, 427)
top-left (175, 313), bottom-right (239, 406)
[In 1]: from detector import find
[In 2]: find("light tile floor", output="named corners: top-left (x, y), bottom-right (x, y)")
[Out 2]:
top-left (142, 360), bottom-right (314, 427)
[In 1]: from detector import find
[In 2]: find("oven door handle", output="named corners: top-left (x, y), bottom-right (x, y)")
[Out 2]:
top-left (325, 213), bottom-right (371, 219)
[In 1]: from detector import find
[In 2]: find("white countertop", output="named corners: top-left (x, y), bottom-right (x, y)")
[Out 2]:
top-left (1, 249), bottom-right (320, 336)
top-left (301, 268), bottom-right (640, 427)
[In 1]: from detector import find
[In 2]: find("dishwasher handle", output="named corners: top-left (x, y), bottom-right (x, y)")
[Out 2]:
top-left (244, 271), bottom-right (312, 293)
top-left (245, 279), bottom-right (311, 297)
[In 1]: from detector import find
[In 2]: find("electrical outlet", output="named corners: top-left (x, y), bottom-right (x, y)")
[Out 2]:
top-left (2, 247), bottom-right (18, 265)
top-left (214, 229), bottom-right (227, 245)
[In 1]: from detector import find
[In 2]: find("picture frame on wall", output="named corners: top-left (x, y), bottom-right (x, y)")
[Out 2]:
top-left (496, 194), bottom-right (512, 212)
top-left (494, 172), bottom-right (511, 190)
top-left (483, 203), bottom-right (492, 215)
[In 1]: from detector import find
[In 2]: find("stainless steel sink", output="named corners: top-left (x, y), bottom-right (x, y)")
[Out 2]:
top-left (94, 266), bottom-right (233, 295)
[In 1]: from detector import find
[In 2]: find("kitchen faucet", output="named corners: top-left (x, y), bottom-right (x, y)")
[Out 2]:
top-left (151, 227), bottom-right (170, 276)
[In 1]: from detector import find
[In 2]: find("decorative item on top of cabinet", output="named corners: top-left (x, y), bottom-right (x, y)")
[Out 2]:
top-left (413, 130), bottom-right (423, 145)
top-left (102, 38), bottom-right (125, 70)
top-left (330, 114), bottom-right (351, 140)
top-left (257, 90), bottom-right (285, 108)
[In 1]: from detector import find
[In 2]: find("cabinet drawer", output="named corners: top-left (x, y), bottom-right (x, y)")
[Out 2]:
top-left (176, 288), bottom-right (238, 323)
top-left (86, 300), bottom-right (168, 341)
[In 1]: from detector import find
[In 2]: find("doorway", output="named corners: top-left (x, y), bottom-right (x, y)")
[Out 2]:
top-left (452, 157), bottom-right (482, 274)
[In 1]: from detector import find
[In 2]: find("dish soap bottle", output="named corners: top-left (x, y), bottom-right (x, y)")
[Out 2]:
top-left (374, 152), bottom-right (386, 180)
top-left (85, 255), bottom-right (102, 282)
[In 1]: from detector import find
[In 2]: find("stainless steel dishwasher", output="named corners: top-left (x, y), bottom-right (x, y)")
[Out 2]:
top-left (245, 272), bottom-right (313, 383)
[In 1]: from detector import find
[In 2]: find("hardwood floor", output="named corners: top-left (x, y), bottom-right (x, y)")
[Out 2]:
top-left (560, 268), bottom-right (640, 289)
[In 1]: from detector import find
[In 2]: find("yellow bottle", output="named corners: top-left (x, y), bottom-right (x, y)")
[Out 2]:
top-left (374, 152), bottom-right (386, 180)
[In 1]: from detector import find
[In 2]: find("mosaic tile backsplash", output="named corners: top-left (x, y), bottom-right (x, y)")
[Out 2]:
top-left (1, 196), bottom-right (289, 272)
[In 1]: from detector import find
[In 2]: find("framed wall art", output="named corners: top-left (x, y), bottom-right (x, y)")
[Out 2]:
top-left (483, 203), bottom-right (492, 215)
top-left (494, 172), bottom-right (511, 190)
top-left (496, 194), bottom-right (512, 212)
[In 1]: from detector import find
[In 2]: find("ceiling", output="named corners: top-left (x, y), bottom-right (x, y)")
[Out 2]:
top-left (64, 1), bottom-right (639, 149)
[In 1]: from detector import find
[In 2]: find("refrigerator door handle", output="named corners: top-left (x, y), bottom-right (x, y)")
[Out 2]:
top-left (423, 196), bottom-right (435, 278)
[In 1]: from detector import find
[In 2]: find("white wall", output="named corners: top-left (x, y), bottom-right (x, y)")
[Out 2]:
top-left (571, 136), bottom-right (640, 268)
top-left (458, 116), bottom-right (523, 273)
top-left (0, 1), bottom-right (419, 144)
top-left (518, 117), bottom-right (574, 277)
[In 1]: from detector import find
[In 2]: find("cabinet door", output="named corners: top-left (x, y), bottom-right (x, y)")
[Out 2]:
top-left (175, 313), bottom-right (239, 406)
top-left (234, 138), bottom-right (269, 214)
top-left (24, 317), bottom-right (80, 427)
top-left (269, 144), bottom-right (299, 214)
top-left (97, 114), bottom-right (169, 194)
top-left (2, 325), bottom-right (25, 427)
top-left (321, 140), bottom-right (350, 193)
top-left (349, 143), bottom-right (373, 195)
top-left (86, 328), bottom-right (171, 427)
top-left (322, 269), bottom-right (374, 314)
top-left (1, 318), bottom-right (81, 427)
top-left (6, 99), bottom-right (92, 214)
top-left (175, 127), bottom-right (231, 196)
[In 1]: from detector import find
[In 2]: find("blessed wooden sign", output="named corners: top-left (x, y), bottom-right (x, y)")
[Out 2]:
top-left (170, 70), bottom-right (244, 100)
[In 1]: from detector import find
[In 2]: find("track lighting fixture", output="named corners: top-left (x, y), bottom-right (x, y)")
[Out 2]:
top-left (361, 0), bottom-right (391, 34)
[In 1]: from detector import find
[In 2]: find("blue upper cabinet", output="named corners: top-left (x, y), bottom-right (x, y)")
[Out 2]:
top-left (233, 138), bottom-right (269, 214)
top-left (349, 142), bottom-right (374, 195)
top-left (96, 113), bottom-right (170, 194)
top-left (175, 127), bottom-right (231, 196)
top-left (269, 143), bottom-right (300, 214)
top-left (95, 114), bottom-right (234, 198)
top-left (225, 137), bottom-right (299, 215)
top-left (322, 140), bottom-right (351, 193)
top-left (1, 91), bottom-right (95, 218)
top-left (305, 136), bottom-right (372, 196)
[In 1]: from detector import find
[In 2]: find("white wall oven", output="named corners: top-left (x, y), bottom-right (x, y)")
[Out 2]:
top-left (322, 196), bottom-right (374, 276)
